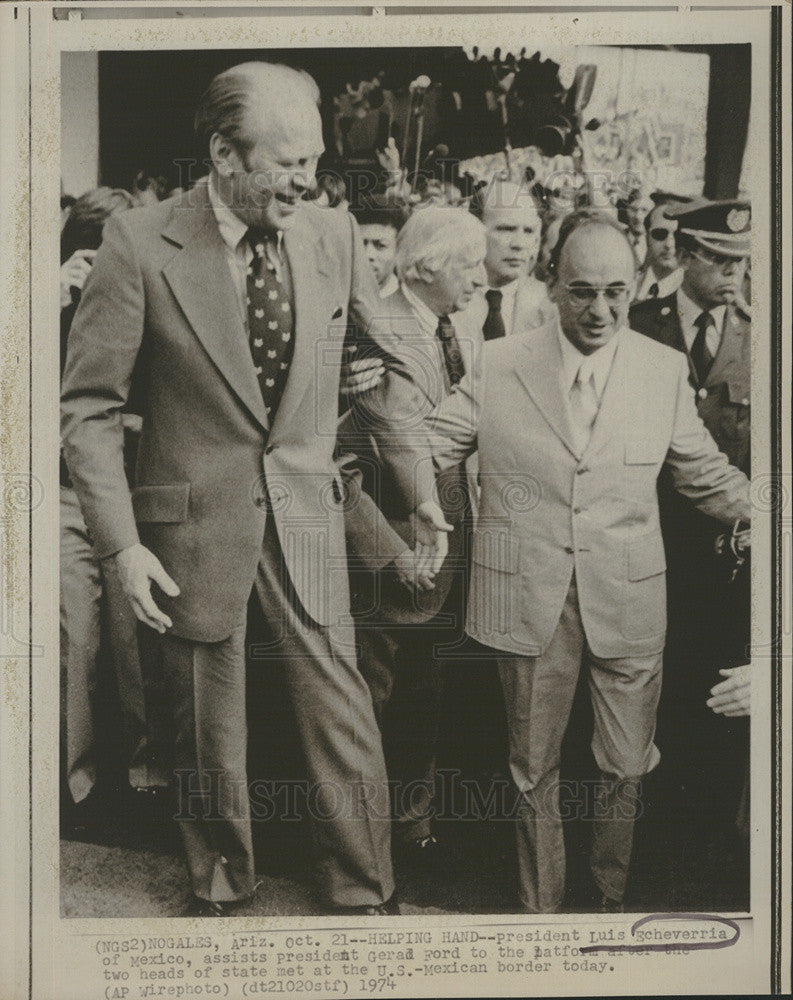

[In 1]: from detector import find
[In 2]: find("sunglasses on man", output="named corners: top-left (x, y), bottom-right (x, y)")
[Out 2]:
top-left (649, 226), bottom-right (676, 241)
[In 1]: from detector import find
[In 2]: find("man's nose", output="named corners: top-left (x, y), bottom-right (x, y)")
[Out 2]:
top-left (588, 291), bottom-right (613, 320)
top-left (290, 166), bottom-right (313, 194)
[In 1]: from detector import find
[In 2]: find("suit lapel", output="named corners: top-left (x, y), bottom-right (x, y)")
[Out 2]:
top-left (514, 323), bottom-right (580, 459)
top-left (161, 184), bottom-right (269, 431)
top-left (387, 289), bottom-right (446, 406)
top-left (270, 211), bottom-right (335, 434)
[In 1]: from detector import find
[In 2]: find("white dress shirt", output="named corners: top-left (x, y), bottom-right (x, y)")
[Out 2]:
top-left (676, 287), bottom-right (725, 359)
top-left (634, 265), bottom-right (683, 302)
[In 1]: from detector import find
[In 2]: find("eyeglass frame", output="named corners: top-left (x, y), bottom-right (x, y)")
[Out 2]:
top-left (562, 282), bottom-right (633, 305)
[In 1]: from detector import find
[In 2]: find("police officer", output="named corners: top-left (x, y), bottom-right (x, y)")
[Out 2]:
top-left (630, 199), bottom-right (751, 882)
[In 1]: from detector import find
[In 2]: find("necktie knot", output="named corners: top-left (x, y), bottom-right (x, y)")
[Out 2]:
top-left (648, 281), bottom-right (659, 298)
top-left (575, 359), bottom-right (593, 387)
top-left (695, 310), bottom-right (713, 332)
top-left (486, 288), bottom-right (503, 309)
top-left (436, 315), bottom-right (454, 341)
top-left (245, 227), bottom-right (274, 252)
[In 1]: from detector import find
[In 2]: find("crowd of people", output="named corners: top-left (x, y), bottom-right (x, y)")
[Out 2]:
top-left (60, 59), bottom-right (752, 917)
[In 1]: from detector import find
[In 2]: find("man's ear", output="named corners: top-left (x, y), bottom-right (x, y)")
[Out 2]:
top-left (209, 132), bottom-right (236, 177)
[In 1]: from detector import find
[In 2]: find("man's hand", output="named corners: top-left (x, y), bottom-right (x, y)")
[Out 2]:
top-left (706, 664), bottom-right (750, 717)
top-left (411, 500), bottom-right (453, 578)
top-left (60, 248), bottom-right (96, 309)
top-left (114, 543), bottom-right (180, 634)
top-left (340, 355), bottom-right (386, 397)
top-left (392, 545), bottom-right (436, 593)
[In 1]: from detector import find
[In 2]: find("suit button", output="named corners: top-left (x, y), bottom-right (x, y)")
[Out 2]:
top-left (573, 506), bottom-right (582, 514)
top-left (254, 494), bottom-right (266, 508)
top-left (564, 545), bottom-right (574, 554)
top-left (697, 387), bottom-right (708, 399)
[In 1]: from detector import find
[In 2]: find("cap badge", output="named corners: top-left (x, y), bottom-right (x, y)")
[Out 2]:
top-left (726, 208), bottom-right (750, 233)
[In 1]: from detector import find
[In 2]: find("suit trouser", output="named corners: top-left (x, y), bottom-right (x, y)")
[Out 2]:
top-left (161, 512), bottom-right (395, 907)
top-left (60, 486), bottom-right (166, 803)
top-left (356, 598), bottom-right (461, 844)
top-left (497, 575), bottom-right (662, 912)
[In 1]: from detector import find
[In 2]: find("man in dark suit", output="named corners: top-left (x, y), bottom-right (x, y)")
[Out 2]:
top-left (631, 191), bottom-right (690, 303)
top-left (629, 199), bottom-right (751, 860)
top-left (339, 206), bottom-right (486, 868)
top-left (61, 62), bottom-right (414, 916)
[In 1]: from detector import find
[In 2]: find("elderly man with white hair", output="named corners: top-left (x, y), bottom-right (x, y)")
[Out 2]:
top-left (340, 206), bottom-right (486, 873)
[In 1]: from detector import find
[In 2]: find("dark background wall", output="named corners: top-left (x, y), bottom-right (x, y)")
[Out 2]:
top-left (97, 44), bottom-right (751, 199)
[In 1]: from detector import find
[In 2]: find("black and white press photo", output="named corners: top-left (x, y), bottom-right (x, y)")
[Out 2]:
top-left (2, 4), bottom-right (790, 998)
top-left (57, 39), bottom-right (756, 920)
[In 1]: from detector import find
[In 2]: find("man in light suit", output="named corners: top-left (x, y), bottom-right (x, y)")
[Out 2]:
top-left (386, 209), bottom-right (751, 912)
top-left (61, 62), bottom-right (410, 916)
top-left (453, 178), bottom-right (556, 347)
top-left (340, 207), bottom-right (486, 868)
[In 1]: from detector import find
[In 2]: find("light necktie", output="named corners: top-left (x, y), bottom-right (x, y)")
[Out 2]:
top-left (569, 360), bottom-right (598, 452)
top-left (691, 310), bottom-right (715, 385)
top-left (245, 228), bottom-right (294, 421)
top-left (436, 315), bottom-right (466, 389)
top-left (482, 288), bottom-right (506, 341)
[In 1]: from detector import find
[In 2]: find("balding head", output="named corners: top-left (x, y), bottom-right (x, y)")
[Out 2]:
top-left (195, 62), bottom-right (320, 158)
top-left (471, 178), bottom-right (542, 286)
top-left (197, 62), bottom-right (325, 232)
top-left (547, 212), bottom-right (636, 355)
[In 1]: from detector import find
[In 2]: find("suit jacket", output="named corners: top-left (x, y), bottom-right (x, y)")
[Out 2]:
top-left (338, 287), bottom-right (479, 625)
top-left (629, 292), bottom-right (750, 473)
top-left (392, 321), bottom-right (750, 659)
top-left (61, 179), bottom-right (400, 644)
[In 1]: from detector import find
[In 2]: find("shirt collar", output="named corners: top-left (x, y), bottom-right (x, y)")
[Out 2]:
top-left (490, 278), bottom-right (519, 303)
top-left (677, 286), bottom-right (726, 335)
top-left (557, 324), bottom-right (623, 398)
top-left (208, 173), bottom-right (283, 254)
top-left (379, 272), bottom-right (399, 299)
top-left (401, 282), bottom-right (442, 338)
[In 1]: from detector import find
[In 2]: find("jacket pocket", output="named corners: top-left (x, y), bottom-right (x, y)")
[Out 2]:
top-left (624, 439), bottom-right (661, 466)
top-left (132, 483), bottom-right (191, 524)
top-left (627, 532), bottom-right (666, 581)
top-left (471, 529), bottom-right (520, 573)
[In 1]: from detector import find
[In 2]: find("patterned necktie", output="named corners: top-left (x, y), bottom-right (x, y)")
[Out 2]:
top-left (648, 281), bottom-right (659, 299)
top-left (436, 315), bottom-right (466, 389)
top-left (569, 360), bottom-right (598, 453)
top-left (245, 227), bottom-right (294, 422)
top-left (691, 310), bottom-right (715, 385)
top-left (482, 288), bottom-right (506, 341)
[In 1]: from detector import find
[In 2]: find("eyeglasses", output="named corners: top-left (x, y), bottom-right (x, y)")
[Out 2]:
top-left (564, 283), bottom-right (632, 305)
top-left (689, 246), bottom-right (748, 269)
top-left (649, 227), bottom-right (676, 241)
